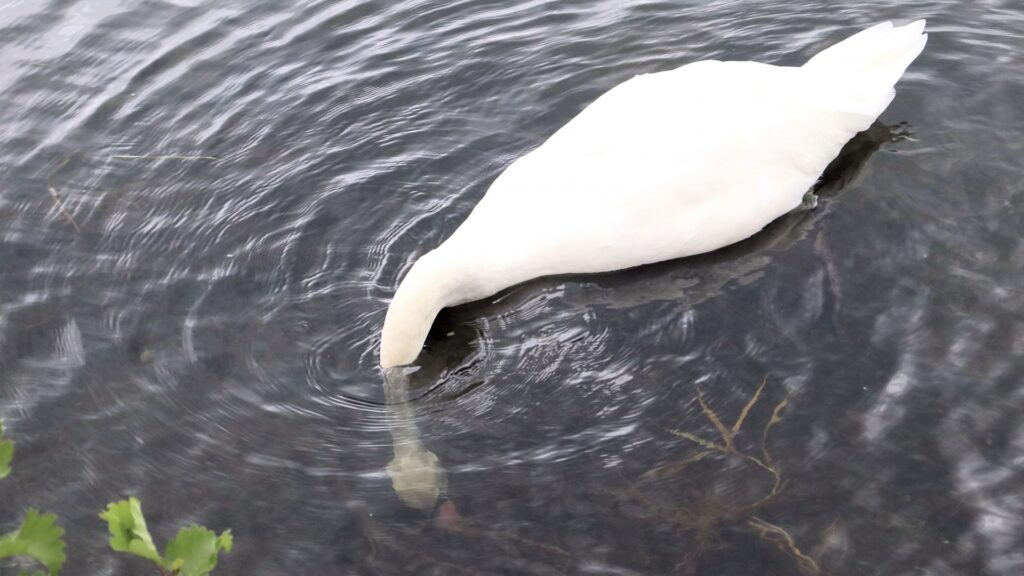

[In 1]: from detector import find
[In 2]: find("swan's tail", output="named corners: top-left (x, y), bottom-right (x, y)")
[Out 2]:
top-left (803, 20), bottom-right (928, 117)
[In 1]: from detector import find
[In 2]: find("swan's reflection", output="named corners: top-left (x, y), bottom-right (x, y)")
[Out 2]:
top-left (382, 367), bottom-right (446, 511)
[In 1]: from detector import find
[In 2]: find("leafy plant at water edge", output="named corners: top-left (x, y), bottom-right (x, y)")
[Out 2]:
top-left (0, 420), bottom-right (12, 479)
top-left (0, 509), bottom-right (67, 576)
top-left (0, 420), bottom-right (67, 576)
top-left (100, 497), bottom-right (233, 576)
top-left (2, 421), bottom-right (231, 575)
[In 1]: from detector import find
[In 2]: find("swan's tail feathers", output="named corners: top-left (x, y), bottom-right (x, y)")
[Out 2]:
top-left (804, 20), bottom-right (927, 118)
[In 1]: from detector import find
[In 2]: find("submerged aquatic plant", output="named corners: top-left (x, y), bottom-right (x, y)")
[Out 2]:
top-left (625, 377), bottom-right (822, 575)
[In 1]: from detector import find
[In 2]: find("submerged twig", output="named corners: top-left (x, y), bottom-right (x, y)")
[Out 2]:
top-left (640, 450), bottom-right (715, 483)
top-left (761, 395), bottom-right (789, 471)
top-left (47, 186), bottom-right (81, 233)
top-left (748, 516), bottom-right (821, 575)
top-left (695, 386), bottom-right (733, 451)
top-left (746, 391), bottom-right (789, 510)
top-left (732, 376), bottom-right (769, 438)
top-left (668, 429), bottom-right (723, 452)
top-left (634, 376), bottom-right (816, 574)
top-left (690, 376), bottom-right (769, 454)
top-left (46, 157), bottom-right (80, 233)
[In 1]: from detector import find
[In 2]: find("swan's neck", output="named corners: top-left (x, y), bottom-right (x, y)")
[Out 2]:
top-left (380, 248), bottom-right (467, 368)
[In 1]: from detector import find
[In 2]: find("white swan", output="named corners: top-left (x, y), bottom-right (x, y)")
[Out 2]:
top-left (381, 21), bottom-right (927, 368)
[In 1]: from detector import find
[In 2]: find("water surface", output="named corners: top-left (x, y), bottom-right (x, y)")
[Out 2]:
top-left (1, 0), bottom-right (1023, 574)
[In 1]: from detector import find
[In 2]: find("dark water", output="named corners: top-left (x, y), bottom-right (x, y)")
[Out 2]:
top-left (2, 0), bottom-right (1022, 574)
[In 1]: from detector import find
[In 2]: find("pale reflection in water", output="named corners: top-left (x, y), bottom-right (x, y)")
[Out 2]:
top-left (382, 367), bottom-right (446, 511)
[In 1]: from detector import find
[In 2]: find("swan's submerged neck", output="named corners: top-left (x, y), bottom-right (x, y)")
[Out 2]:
top-left (380, 248), bottom-right (469, 368)
top-left (382, 367), bottom-right (446, 510)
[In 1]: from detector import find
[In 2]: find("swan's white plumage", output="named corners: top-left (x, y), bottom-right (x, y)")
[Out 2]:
top-left (381, 20), bottom-right (927, 368)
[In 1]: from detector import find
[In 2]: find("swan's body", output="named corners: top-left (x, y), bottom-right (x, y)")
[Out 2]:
top-left (381, 21), bottom-right (927, 367)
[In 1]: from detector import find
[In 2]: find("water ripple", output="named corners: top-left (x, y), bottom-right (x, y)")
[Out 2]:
top-left (1, 0), bottom-right (1023, 574)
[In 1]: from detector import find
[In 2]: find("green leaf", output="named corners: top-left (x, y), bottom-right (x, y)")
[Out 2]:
top-left (99, 498), bottom-right (162, 563)
top-left (216, 530), bottom-right (233, 553)
top-left (0, 509), bottom-right (67, 575)
top-left (0, 420), bottom-right (13, 479)
top-left (162, 526), bottom-right (233, 576)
